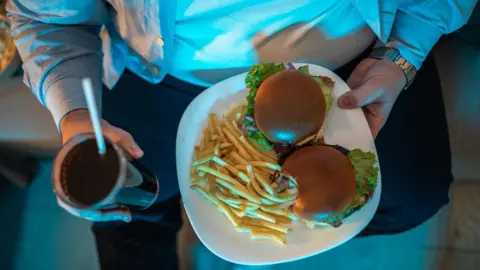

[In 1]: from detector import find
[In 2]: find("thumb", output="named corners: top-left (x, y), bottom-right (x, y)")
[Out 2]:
top-left (338, 82), bottom-right (382, 109)
top-left (97, 207), bottom-right (132, 222)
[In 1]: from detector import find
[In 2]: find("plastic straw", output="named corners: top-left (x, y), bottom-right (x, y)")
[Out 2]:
top-left (81, 78), bottom-right (106, 155)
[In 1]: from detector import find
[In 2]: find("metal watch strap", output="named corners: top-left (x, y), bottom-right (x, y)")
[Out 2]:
top-left (369, 47), bottom-right (417, 90)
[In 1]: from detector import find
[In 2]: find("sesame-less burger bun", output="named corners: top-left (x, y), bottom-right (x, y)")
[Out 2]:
top-left (254, 70), bottom-right (326, 144)
top-left (281, 145), bottom-right (356, 220)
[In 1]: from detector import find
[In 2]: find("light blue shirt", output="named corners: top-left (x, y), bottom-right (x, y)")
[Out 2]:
top-left (170, 0), bottom-right (374, 87)
top-left (6, 0), bottom-right (478, 127)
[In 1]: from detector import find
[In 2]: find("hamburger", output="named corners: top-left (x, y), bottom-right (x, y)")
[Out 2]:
top-left (242, 63), bottom-right (334, 154)
top-left (281, 145), bottom-right (378, 227)
top-left (242, 63), bottom-right (378, 227)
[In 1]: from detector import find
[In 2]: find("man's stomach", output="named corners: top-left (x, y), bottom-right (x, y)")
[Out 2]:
top-left (169, 0), bottom-right (375, 87)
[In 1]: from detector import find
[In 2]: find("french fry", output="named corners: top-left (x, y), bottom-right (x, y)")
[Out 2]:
top-left (231, 207), bottom-right (246, 217)
top-left (192, 155), bottom-right (214, 166)
top-left (251, 173), bottom-right (272, 198)
top-left (250, 229), bottom-right (286, 245)
top-left (260, 198), bottom-right (277, 205)
top-left (236, 112), bottom-right (243, 121)
top-left (199, 135), bottom-right (206, 151)
top-left (251, 174), bottom-right (296, 203)
top-left (270, 215), bottom-right (292, 225)
top-left (247, 182), bottom-right (256, 195)
top-left (260, 206), bottom-right (293, 218)
top-left (248, 209), bottom-right (276, 223)
top-left (208, 114), bottom-right (216, 136)
top-left (235, 225), bottom-right (264, 233)
top-left (206, 174), bottom-right (216, 192)
top-left (214, 143), bottom-right (220, 156)
top-left (197, 165), bottom-right (243, 188)
top-left (246, 164), bottom-right (255, 180)
top-left (216, 192), bottom-right (243, 205)
top-left (222, 127), bottom-right (252, 160)
top-left (224, 201), bottom-right (241, 209)
top-left (198, 147), bottom-right (215, 159)
top-left (212, 156), bottom-right (251, 184)
top-left (234, 164), bottom-right (247, 170)
top-left (254, 172), bottom-right (275, 195)
top-left (231, 120), bottom-right (243, 136)
top-left (191, 185), bottom-right (218, 205)
top-left (250, 161), bottom-right (281, 171)
top-left (190, 175), bottom-right (206, 183)
top-left (257, 220), bottom-right (289, 233)
top-left (231, 151), bottom-right (249, 165)
top-left (217, 200), bottom-right (241, 227)
top-left (225, 106), bottom-right (238, 122)
top-left (215, 178), bottom-right (261, 204)
top-left (212, 116), bottom-right (225, 141)
top-left (239, 135), bottom-right (277, 163)
top-left (217, 185), bottom-right (229, 195)
top-left (214, 163), bottom-right (228, 176)
top-left (224, 118), bottom-right (242, 138)
top-left (220, 142), bottom-right (232, 149)
top-left (203, 128), bottom-right (210, 148)
top-left (193, 146), bottom-right (199, 160)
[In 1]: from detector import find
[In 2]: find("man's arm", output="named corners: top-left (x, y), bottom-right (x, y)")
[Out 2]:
top-left (386, 0), bottom-right (478, 69)
top-left (6, 0), bottom-right (107, 127)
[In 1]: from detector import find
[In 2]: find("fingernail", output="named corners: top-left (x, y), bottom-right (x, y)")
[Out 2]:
top-left (132, 145), bottom-right (144, 157)
top-left (338, 95), bottom-right (352, 108)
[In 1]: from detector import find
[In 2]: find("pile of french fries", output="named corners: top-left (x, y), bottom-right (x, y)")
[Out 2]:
top-left (190, 104), bottom-right (300, 245)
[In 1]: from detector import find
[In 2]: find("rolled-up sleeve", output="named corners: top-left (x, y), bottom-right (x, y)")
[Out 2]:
top-left (7, 0), bottom-right (107, 127)
top-left (386, 0), bottom-right (478, 69)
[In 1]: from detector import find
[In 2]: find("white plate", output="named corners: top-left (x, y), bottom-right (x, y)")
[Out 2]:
top-left (176, 63), bottom-right (381, 265)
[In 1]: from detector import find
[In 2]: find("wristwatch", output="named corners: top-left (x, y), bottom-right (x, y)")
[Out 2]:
top-left (369, 46), bottom-right (417, 90)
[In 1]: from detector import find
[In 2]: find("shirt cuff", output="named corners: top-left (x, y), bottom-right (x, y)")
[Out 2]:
top-left (45, 78), bottom-right (102, 129)
top-left (382, 10), bottom-right (444, 69)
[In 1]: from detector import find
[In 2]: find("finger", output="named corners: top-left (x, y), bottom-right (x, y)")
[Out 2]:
top-left (97, 207), bottom-right (132, 222)
top-left (362, 106), bottom-right (383, 139)
top-left (338, 81), bottom-right (383, 109)
top-left (58, 198), bottom-right (132, 222)
top-left (82, 207), bottom-right (132, 222)
top-left (106, 127), bottom-right (144, 159)
top-left (346, 58), bottom-right (378, 89)
top-left (80, 211), bottom-right (131, 222)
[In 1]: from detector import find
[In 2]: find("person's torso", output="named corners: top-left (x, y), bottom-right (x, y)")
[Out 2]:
top-left (103, 0), bottom-right (375, 88)
top-left (170, 0), bottom-right (374, 86)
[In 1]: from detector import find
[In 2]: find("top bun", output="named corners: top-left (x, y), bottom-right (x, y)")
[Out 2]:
top-left (281, 145), bottom-right (356, 220)
top-left (254, 70), bottom-right (326, 144)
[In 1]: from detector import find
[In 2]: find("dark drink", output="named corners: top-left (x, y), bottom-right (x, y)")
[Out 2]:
top-left (53, 133), bottom-right (159, 211)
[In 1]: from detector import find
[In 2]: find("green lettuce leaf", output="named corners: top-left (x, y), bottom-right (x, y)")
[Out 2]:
top-left (319, 149), bottom-right (378, 226)
top-left (313, 77), bottom-right (333, 113)
top-left (298, 65), bottom-right (309, 74)
top-left (245, 63), bottom-right (286, 116)
top-left (347, 149), bottom-right (379, 196)
top-left (243, 63), bottom-right (285, 150)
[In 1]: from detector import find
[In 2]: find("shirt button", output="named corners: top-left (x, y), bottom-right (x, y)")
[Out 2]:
top-left (156, 37), bottom-right (164, 46)
top-left (152, 66), bottom-right (160, 75)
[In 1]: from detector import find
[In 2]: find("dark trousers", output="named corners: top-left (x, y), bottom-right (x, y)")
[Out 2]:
top-left (93, 51), bottom-right (453, 269)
